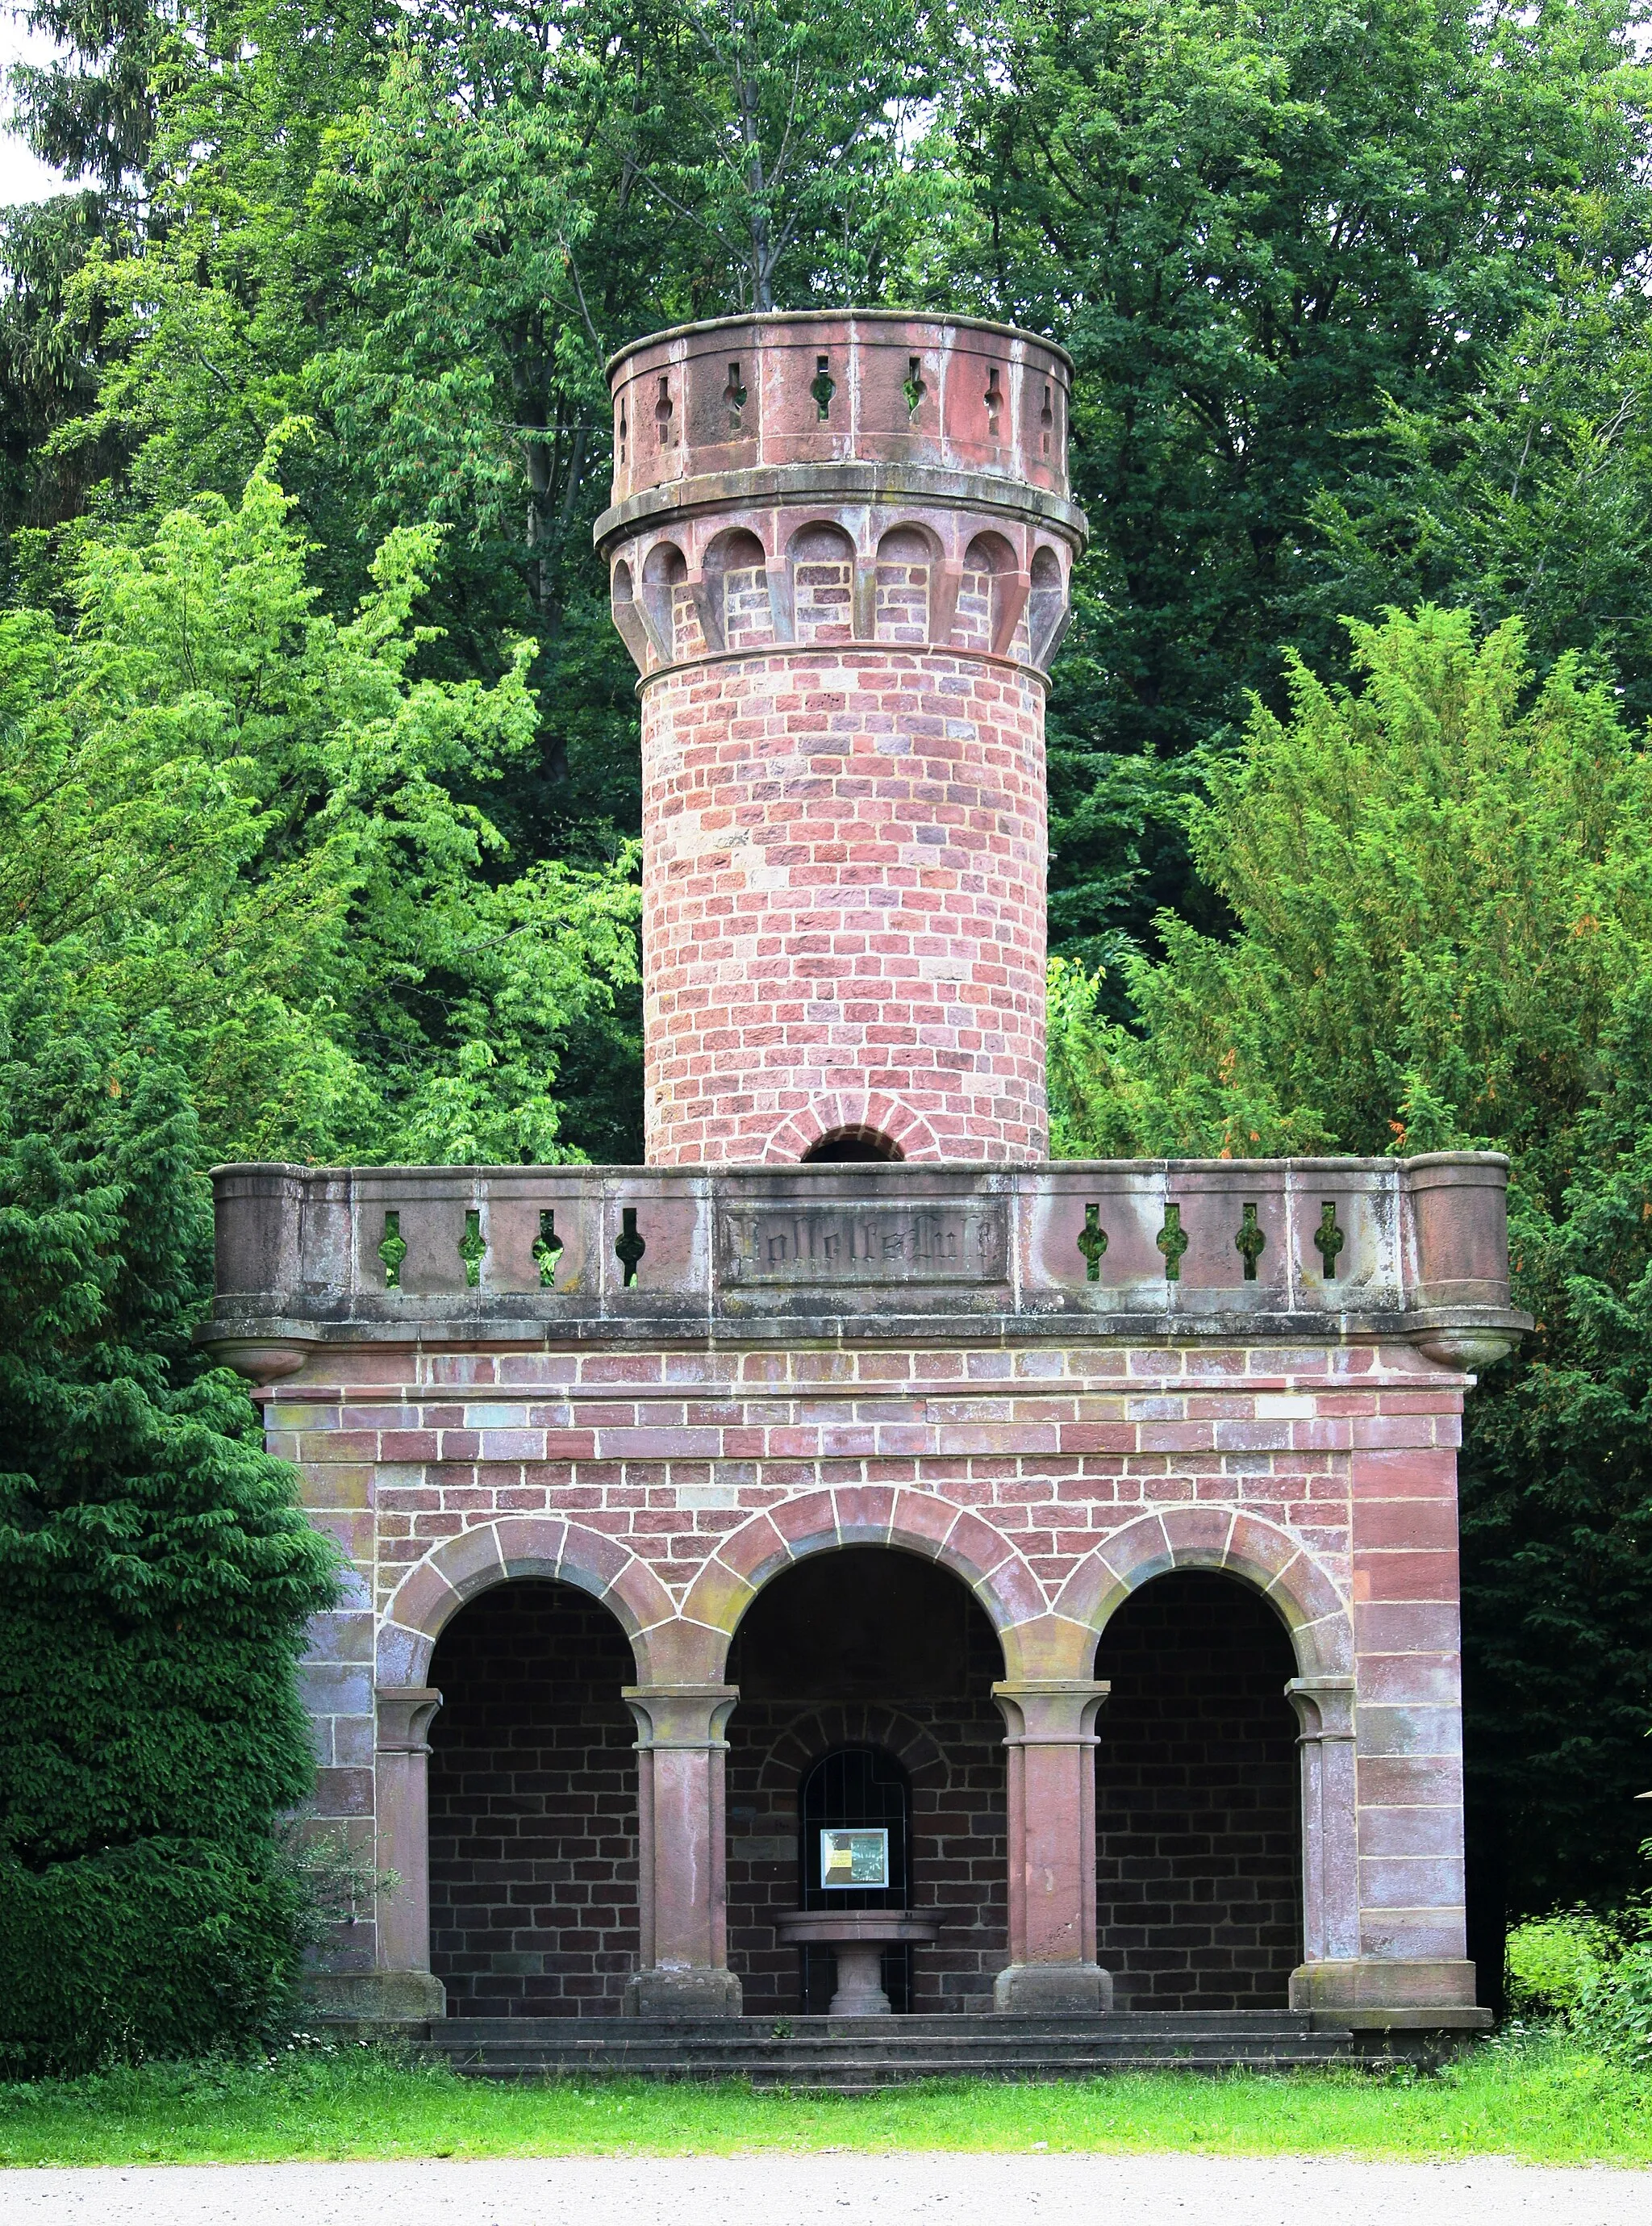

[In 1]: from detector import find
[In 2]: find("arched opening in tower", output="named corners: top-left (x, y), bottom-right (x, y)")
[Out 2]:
top-left (724, 1547), bottom-right (1005, 2015)
top-left (801, 1126), bottom-right (905, 1163)
top-left (1093, 1570), bottom-right (1301, 2009)
top-left (427, 1580), bottom-right (639, 2018)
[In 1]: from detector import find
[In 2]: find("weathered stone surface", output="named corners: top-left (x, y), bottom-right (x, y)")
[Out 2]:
top-left (202, 1155), bottom-right (1525, 1353)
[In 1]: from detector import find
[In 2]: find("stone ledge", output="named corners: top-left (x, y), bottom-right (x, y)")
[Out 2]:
top-left (1318, 2007), bottom-right (1494, 2032)
top-left (595, 460), bottom-right (1089, 556)
top-left (603, 305), bottom-right (1078, 378)
top-left (302, 1970), bottom-right (446, 2021)
top-left (200, 1308), bottom-right (1529, 1374)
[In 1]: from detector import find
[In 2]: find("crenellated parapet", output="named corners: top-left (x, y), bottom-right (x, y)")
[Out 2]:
top-left (598, 313), bottom-right (1080, 682)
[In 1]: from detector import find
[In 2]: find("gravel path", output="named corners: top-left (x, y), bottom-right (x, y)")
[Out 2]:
top-left (2, 2153), bottom-right (1649, 2226)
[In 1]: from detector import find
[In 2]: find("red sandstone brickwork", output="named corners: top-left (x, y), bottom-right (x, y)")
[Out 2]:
top-left (600, 312), bottom-right (1080, 1164)
top-left (282, 1334), bottom-right (1470, 1992)
top-left (1094, 1571), bottom-right (1300, 2010)
top-left (427, 1581), bottom-right (639, 2018)
top-left (640, 649), bottom-right (1048, 1164)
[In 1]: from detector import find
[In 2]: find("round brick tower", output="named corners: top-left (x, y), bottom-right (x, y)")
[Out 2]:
top-left (595, 311), bottom-right (1086, 1166)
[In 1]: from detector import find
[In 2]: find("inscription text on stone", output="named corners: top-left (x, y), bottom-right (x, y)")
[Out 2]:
top-left (723, 1202), bottom-right (1007, 1284)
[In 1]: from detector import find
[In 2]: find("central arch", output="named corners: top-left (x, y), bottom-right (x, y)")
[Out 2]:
top-left (680, 1486), bottom-right (1047, 1670)
top-left (724, 1543), bottom-right (1007, 2015)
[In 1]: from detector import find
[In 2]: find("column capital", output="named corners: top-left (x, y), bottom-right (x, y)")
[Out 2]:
top-left (992, 1678), bottom-right (1110, 1744)
top-left (375, 1685), bottom-right (443, 1752)
top-left (624, 1682), bottom-right (740, 1748)
top-left (1286, 1676), bottom-right (1355, 1741)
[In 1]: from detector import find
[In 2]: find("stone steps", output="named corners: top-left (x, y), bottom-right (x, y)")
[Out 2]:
top-left (420, 2011), bottom-right (1393, 2088)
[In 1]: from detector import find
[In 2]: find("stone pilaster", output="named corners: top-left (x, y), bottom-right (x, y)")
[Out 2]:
top-left (1287, 1675), bottom-right (1359, 1969)
top-left (300, 1684), bottom-right (447, 2023)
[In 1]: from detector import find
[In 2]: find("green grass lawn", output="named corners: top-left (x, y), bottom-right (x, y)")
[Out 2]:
top-left (0, 2029), bottom-right (1648, 2168)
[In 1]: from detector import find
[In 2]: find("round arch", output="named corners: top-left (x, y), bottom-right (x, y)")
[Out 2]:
top-left (763, 1090), bottom-right (943, 1164)
top-left (678, 1486), bottom-right (1046, 1674)
top-left (875, 520), bottom-right (942, 564)
top-left (376, 1515), bottom-right (676, 1688)
top-left (756, 1704), bottom-right (954, 1801)
top-left (1053, 1508), bottom-right (1354, 1679)
top-left (786, 514), bottom-right (861, 562)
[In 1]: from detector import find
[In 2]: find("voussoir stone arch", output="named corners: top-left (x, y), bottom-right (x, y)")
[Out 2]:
top-left (1053, 1507), bottom-right (1354, 1679)
top-left (678, 1486), bottom-right (1046, 1677)
top-left (764, 1091), bottom-right (943, 1164)
top-left (756, 1706), bottom-right (955, 1799)
top-left (375, 1515), bottom-right (677, 1688)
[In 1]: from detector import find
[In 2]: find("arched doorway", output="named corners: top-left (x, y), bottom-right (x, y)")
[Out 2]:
top-left (426, 1580), bottom-right (638, 2018)
top-left (1093, 1570), bottom-right (1300, 2010)
top-left (800, 1126), bottom-right (903, 1162)
top-left (797, 1744), bottom-right (915, 2010)
top-left (724, 1547), bottom-right (1006, 2015)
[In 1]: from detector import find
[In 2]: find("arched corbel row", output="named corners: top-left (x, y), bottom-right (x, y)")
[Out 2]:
top-left (613, 520), bottom-right (1073, 674)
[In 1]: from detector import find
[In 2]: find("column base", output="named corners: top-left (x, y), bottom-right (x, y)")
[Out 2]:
top-left (1290, 1959), bottom-right (1483, 2019)
top-left (993, 1961), bottom-right (1113, 2015)
top-left (623, 1967), bottom-right (744, 2019)
top-left (303, 1971), bottom-right (446, 2021)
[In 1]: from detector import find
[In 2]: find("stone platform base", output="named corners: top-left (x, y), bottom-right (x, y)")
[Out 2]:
top-left (1289, 1960), bottom-right (1485, 2023)
top-left (308, 2012), bottom-right (1482, 2088)
top-left (302, 1972), bottom-right (447, 2021)
top-left (623, 1968), bottom-right (745, 2018)
top-left (993, 1961), bottom-right (1112, 2015)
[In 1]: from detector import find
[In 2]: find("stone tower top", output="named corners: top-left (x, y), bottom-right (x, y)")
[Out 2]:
top-left (599, 309), bottom-right (1078, 529)
top-left (596, 311), bottom-right (1087, 1168)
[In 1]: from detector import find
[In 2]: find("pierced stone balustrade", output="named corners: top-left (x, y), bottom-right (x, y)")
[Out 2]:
top-left (202, 1153), bottom-right (1521, 1379)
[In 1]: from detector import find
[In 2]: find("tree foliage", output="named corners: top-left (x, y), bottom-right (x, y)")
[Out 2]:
top-left (0, 969), bottom-right (339, 2070)
top-left (937, 0), bottom-right (1652, 954)
top-left (1052, 608), bottom-right (1652, 1911)
top-left (1, 451), bottom-right (640, 1165)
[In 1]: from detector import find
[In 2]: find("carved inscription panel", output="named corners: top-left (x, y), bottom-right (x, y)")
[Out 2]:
top-left (721, 1200), bottom-right (1008, 1286)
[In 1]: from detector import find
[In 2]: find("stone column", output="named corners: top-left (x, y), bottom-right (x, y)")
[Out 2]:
top-left (991, 1678), bottom-right (1112, 2014)
top-left (1286, 1677), bottom-right (1360, 1974)
top-left (623, 1683), bottom-right (743, 2017)
top-left (371, 1685), bottom-right (447, 2019)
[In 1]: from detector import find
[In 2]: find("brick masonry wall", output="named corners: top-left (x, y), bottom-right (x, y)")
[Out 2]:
top-left (1093, 1570), bottom-right (1301, 2010)
top-left (724, 1697), bottom-right (1008, 2014)
top-left (427, 1581), bottom-right (640, 2017)
top-left (639, 647), bottom-right (1048, 1163)
top-left (279, 1334), bottom-right (1469, 1986)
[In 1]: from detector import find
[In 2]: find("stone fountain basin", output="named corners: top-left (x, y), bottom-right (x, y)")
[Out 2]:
top-left (774, 1911), bottom-right (940, 2017)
